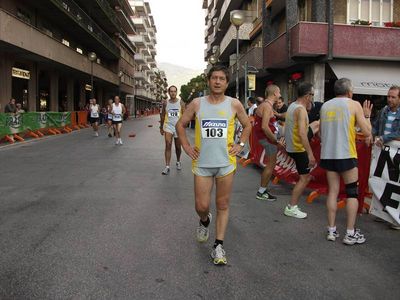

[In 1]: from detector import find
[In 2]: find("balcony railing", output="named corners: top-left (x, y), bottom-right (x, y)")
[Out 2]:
top-left (95, 0), bottom-right (119, 29)
top-left (50, 0), bottom-right (119, 57)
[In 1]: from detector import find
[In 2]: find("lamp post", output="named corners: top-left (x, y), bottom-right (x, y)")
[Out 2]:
top-left (88, 52), bottom-right (97, 99)
top-left (208, 55), bottom-right (217, 66)
top-left (230, 11), bottom-right (245, 100)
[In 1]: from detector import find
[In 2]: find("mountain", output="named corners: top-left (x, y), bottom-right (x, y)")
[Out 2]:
top-left (158, 62), bottom-right (204, 93)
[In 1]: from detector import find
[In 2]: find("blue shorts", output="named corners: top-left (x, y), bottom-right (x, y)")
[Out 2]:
top-left (192, 165), bottom-right (236, 178)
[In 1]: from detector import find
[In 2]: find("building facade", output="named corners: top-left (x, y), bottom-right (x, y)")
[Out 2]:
top-left (204, 0), bottom-right (400, 110)
top-left (0, 0), bottom-right (138, 112)
top-left (129, 0), bottom-right (167, 114)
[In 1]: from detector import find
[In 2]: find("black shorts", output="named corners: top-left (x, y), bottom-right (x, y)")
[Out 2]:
top-left (112, 120), bottom-right (123, 125)
top-left (320, 158), bottom-right (358, 173)
top-left (288, 151), bottom-right (310, 175)
top-left (90, 117), bottom-right (99, 124)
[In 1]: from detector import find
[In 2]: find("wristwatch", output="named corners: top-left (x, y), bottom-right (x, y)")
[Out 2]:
top-left (239, 142), bottom-right (245, 147)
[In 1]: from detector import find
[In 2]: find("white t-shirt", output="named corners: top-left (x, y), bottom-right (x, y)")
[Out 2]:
top-left (248, 104), bottom-right (257, 116)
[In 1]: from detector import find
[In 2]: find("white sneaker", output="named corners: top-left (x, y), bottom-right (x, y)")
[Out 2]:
top-left (95, 132), bottom-right (99, 137)
top-left (284, 205), bottom-right (307, 219)
top-left (115, 140), bottom-right (119, 145)
top-left (210, 244), bottom-right (227, 265)
top-left (119, 139), bottom-right (123, 145)
top-left (327, 230), bottom-right (340, 241)
top-left (343, 228), bottom-right (366, 245)
top-left (196, 213), bottom-right (212, 242)
top-left (161, 166), bottom-right (170, 175)
top-left (176, 161), bottom-right (182, 170)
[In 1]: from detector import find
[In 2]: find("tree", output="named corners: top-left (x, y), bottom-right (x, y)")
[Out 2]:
top-left (180, 74), bottom-right (207, 103)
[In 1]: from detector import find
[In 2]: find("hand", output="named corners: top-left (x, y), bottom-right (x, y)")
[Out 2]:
top-left (183, 144), bottom-right (200, 160)
top-left (277, 137), bottom-right (286, 148)
top-left (160, 128), bottom-right (164, 135)
top-left (229, 143), bottom-right (243, 156)
top-left (363, 100), bottom-right (373, 118)
top-left (308, 154), bottom-right (316, 168)
top-left (374, 136), bottom-right (383, 148)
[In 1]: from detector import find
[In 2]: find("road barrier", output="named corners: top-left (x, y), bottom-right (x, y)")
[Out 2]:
top-left (240, 121), bottom-right (371, 213)
top-left (0, 111), bottom-right (88, 144)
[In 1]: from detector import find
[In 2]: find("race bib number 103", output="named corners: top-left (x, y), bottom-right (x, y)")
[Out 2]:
top-left (201, 119), bottom-right (227, 139)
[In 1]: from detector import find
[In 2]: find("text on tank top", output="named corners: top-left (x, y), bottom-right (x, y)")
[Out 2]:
top-left (320, 98), bottom-right (357, 159)
top-left (164, 100), bottom-right (182, 126)
top-left (112, 103), bottom-right (123, 121)
top-left (193, 96), bottom-right (236, 168)
top-left (90, 104), bottom-right (99, 118)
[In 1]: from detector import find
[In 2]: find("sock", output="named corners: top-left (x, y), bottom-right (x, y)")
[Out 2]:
top-left (328, 226), bottom-right (336, 234)
top-left (200, 216), bottom-right (210, 227)
top-left (166, 165), bottom-right (170, 168)
top-left (346, 229), bottom-right (355, 236)
top-left (258, 187), bottom-right (267, 193)
top-left (213, 239), bottom-right (223, 248)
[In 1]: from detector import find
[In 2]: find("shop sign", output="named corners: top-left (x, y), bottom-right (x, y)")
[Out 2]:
top-left (12, 67), bottom-right (30, 80)
top-left (248, 74), bottom-right (256, 91)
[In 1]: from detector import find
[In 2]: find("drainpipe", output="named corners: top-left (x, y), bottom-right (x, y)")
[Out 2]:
top-left (327, 0), bottom-right (334, 60)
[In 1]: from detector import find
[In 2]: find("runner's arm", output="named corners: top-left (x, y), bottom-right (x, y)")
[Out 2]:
top-left (160, 101), bottom-right (166, 129)
top-left (234, 100), bottom-right (251, 144)
top-left (261, 105), bottom-right (277, 144)
top-left (297, 108), bottom-right (316, 166)
top-left (354, 100), bottom-right (372, 138)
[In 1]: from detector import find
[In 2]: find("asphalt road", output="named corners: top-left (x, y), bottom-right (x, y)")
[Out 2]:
top-left (0, 116), bottom-right (399, 299)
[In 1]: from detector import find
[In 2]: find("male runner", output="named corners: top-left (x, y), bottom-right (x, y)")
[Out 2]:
top-left (160, 86), bottom-right (185, 175)
top-left (112, 96), bottom-right (126, 145)
top-left (253, 84), bottom-right (281, 201)
top-left (176, 65), bottom-right (251, 265)
top-left (284, 82), bottom-right (316, 219)
top-left (320, 78), bottom-right (372, 245)
top-left (89, 98), bottom-right (100, 136)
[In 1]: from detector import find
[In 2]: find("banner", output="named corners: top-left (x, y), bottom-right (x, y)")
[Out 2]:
top-left (369, 142), bottom-right (400, 225)
top-left (0, 112), bottom-right (71, 137)
top-left (248, 74), bottom-right (256, 91)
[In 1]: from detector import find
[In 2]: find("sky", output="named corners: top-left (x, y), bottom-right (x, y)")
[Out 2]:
top-left (148, 0), bottom-right (206, 71)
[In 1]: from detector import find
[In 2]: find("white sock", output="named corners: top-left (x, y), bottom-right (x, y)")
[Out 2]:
top-left (166, 165), bottom-right (170, 168)
top-left (328, 226), bottom-right (336, 234)
top-left (258, 187), bottom-right (267, 193)
top-left (346, 229), bottom-right (355, 236)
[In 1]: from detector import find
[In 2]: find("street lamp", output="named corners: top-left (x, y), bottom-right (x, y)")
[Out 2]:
top-left (208, 55), bottom-right (217, 66)
top-left (230, 10), bottom-right (245, 100)
top-left (88, 52), bottom-right (97, 99)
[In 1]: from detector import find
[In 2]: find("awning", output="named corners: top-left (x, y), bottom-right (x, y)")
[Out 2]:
top-left (329, 60), bottom-right (400, 96)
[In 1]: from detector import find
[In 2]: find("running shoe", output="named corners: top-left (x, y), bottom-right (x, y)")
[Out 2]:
top-left (343, 229), bottom-right (366, 245)
top-left (284, 205), bottom-right (307, 219)
top-left (256, 190), bottom-right (277, 201)
top-left (108, 133), bottom-right (112, 138)
top-left (210, 244), bottom-right (227, 265)
top-left (115, 140), bottom-right (119, 145)
top-left (161, 166), bottom-right (170, 175)
top-left (390, 224), bottom-right (400, 230)
top-left (196, 213), bottom-right (212, 242)
top-left (326, 230), bottom-right (340, 241)
top-left (119, 139), bottom-right (123, 145)
top-left (176, 161), bottom-right (182, 170)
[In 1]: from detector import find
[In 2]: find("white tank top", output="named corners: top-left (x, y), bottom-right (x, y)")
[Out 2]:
top-left (112, 103), bottom-right (123, 121)
top-left (90, 104), bottom-right (99, 118)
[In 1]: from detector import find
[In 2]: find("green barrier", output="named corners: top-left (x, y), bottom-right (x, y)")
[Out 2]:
top-left (0, 112), bottom-right (71, 138)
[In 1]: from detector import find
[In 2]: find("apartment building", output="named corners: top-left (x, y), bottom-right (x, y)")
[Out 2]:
top-left (129, 0), bottom-right (167, 113)
top-left (204, 0), bottom-right (400, 108)
top-left (0, 0), bottom-right (137, 112)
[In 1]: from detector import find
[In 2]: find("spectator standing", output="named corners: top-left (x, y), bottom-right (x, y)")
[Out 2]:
top-left (16, 103), bottom-right (25, 113)
top-left (247, 97), bottom-right (257, 116)
top-left (4, 98), bottom-right (16, 113)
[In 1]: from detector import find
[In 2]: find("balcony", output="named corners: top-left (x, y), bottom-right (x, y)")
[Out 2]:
top-left (142, 63), bottom-right (150, 71)
top-left (36, 0), bottom-right (120, 59)
top-left (129, 34), bottom-right (145, 46)
top-left (130, 0), bottom-right (146, 15)
top-left (143, 32), bottom-right (150, 42)
top-left (135, 53), bottom-right (146, 63)
top-left (141, 47), bottom-right (151, 57)
top-left (132, 17), bottom-right (145, 32)
top-left (150, 48), bottom-right (157, 56)
top-left (134, 71), bottom-right (146, 80)
top-left (228, 47), bottom-right (264, 84)
top-left (115, 6), bottom-right (136, 35)
top-left (264, 22), bottom-right (400, 69)
top-left (219, 22), bottom-right (252, 60)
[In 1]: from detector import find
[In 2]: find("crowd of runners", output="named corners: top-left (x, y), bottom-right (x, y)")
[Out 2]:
top-left (87, 65), bottom-right (398, 266)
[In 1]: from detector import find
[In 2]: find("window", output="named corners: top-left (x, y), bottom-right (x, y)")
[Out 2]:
top-left (347, 0), bottom-right (393, 26)
top-left (62, 39), bottom-right (70, 47)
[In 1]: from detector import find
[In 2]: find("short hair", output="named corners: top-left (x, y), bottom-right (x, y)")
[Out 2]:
top-left (247, 97), bottom-right (256, 104)
top-left (297, 82), bottom-right (314, 98)
top-left (389, 85), bottom-right (400, 97)
top-left (265, 84), bottom-right (279, 98)
top-left (207, 65), bottom-right (230, 83)
top-left (334, 78), bottom-right (353, 96)
top-left (168, 85), bottom-right (177, 93)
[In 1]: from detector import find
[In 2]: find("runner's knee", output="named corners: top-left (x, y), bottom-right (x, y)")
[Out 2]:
top-left (345, 181), bottom-right (358, 199)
